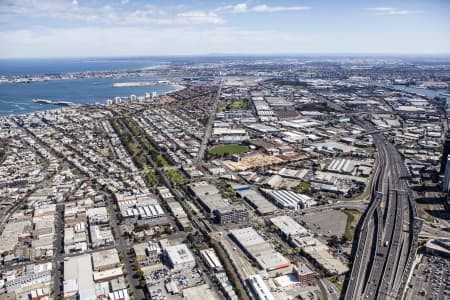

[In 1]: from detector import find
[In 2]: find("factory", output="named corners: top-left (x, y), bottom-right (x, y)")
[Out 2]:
top-left (230, 227), bottom-right (290, 271)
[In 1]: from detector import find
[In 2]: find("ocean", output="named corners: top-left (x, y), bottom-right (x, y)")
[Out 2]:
top-left (0, 57), bottom-right (175, 116)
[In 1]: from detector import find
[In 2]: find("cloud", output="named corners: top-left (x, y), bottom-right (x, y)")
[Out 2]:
top-left (176, 11), bottom-right (224, 25)
top-left (0, 26), bottom-right (309, 58)
top-left (217, 3), bottom-right (310, 14)
top-left (251, 5), bottom-right (311, 13)
top-left (367, 7), bottom-right (415, 15)
top-left (233, 3), bottom-right (248, 13)
top-left (0, 0), bottom-right (224, 26)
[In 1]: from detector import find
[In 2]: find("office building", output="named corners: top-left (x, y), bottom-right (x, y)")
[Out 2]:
top-left (214, 204), bottom-right (249, 224)
top-left (293, 263), bottom-right (315, 285)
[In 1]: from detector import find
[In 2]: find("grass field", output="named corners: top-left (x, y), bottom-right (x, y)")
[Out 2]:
top-left (343, 209), bottom-right (360, 240)
top-left (292, 181), bottom-right (311, 194)
top-left (165, 169), bottom-right (185, 184)
top-left (208, 144), bottom-right (249, 156)
top-left (217, 99), bottom-right (248, 112)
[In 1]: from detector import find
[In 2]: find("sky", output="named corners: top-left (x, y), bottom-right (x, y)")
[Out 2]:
top-left (0, 0), bottom-right (449, 58)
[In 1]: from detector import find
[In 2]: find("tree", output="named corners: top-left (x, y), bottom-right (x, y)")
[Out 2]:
top-left (295, 246), bottom-right (304, 255)
top-left (328, 235), bottom-right (339, 248)
top-left (164, 226), bottom-right (173, 235)
top-left (136, 269), bottom-right (144, 278)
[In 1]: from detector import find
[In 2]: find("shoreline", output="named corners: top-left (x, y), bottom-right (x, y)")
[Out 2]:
top-left (0, 83), bottom-right (186, 118)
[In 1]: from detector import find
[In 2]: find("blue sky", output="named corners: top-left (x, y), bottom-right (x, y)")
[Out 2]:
top-left (0, 0), bottom-right (449, 58)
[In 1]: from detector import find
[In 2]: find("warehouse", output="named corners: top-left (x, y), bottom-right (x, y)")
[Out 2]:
top-left (92, 248), bottom-right (121, 272)
top-left (230, 227), bottom-right (290, 271)
top-left (327, 158), bottom-right (357, 174)
top-left (188, 181), bottom-right (229, 213)
top-left (292, 236), bottom-right (349, 275)
top-left (246, 274), bottom-right (275, 300)
top-left (200, 248), bottom-right (223, 272)
top-left (268, 190), bottom-right (316, 209)
top-left (164, 244), bottom-right (196, 271)
top-left (234, 186), bottom-right (276, 215)
top-left (63, 254), bottom-right (96, 300)
top-left (270, 216), bottom-right (310, 240)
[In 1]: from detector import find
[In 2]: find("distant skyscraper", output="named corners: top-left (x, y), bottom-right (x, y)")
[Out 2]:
top-left (440, 135), bottom-right (450, 174)
top-left (443, 154), bottom-right (450, 192)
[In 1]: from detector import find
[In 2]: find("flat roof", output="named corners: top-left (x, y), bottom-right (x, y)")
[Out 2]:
top-left (182, 284), bottom-right (221, 300)
top-left (246, 275), bottom-right (275, 300)
top-left (270, 215), bottom-right (309, 237)
top-left (165, 244), bottom-right (195, 266)
top-left (230, 227), bottom-right (265, 248)
top-left (92, 248), bottom-right (120, 270)
top-left (235, 188), bottom-right (276, 215)
top-left (64, 254), bottom-right (96, 300)
top-left (93, 267), bottom-right (123, 282)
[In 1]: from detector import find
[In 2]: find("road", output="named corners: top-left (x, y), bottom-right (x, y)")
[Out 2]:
top-left (104, 191), bottom-right (146, 300)
top-left (196, 79), bottom-right (223, 165)
top-left (343, 118), bottom-right (419, 300)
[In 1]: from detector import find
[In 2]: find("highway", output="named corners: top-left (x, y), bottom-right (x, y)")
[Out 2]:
top-left (343, 118), bottom-right (419, 300)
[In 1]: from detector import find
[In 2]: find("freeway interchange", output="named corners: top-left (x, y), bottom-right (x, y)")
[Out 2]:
top-left (344, 119), bottom-right (421, 300)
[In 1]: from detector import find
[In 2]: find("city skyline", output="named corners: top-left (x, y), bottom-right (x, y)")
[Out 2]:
top-left (1, 0), bottom-right (450, 58)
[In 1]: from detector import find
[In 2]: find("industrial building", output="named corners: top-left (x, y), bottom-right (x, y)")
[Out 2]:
top-left (188, 181), bottom-right (229, 213)
top-left (63, 254), bottom-right (96, 300)
top-left (267, 189), bottom-right (316, 209)
top-left (292, 236), bottom-right (349, 276)
top-left (164, 243), bottom-right (196, 271)
top-left (270, 216), bottom-right (310, 240)
top-left (230, 227), bottom-right (290, 271)
top-left (92, 248), bottom-right (121, 272)
top-left (234, 186), bottom-right (276, 215)
top-left (200, 248), bottom-right (223, 272)
top-left (246, 274), bottom-right (275, 300)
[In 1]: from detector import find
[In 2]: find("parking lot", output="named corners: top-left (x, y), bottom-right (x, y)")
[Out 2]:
top-left (144, 266), bottom-right (206, 300)
top-left (296, 209), bottom-right (347, 238)
top-left (408, 254), bottom-right (450, 300)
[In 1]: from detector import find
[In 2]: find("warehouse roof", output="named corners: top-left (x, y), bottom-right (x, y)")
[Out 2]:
top-left (270, 215), bottom-right (309, 237)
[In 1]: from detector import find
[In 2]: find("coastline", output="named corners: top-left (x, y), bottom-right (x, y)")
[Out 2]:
top-left (0, 83), bottom-right (185, 118)
top-left (165, 84), bottom-right (185, 94)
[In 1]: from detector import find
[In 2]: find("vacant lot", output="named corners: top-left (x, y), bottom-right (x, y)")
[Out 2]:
top-left (209, 144), bottom-right (249, 156)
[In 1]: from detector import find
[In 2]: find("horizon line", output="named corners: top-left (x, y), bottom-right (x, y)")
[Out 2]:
top-left (2, 52), bottom-right (450, 60)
